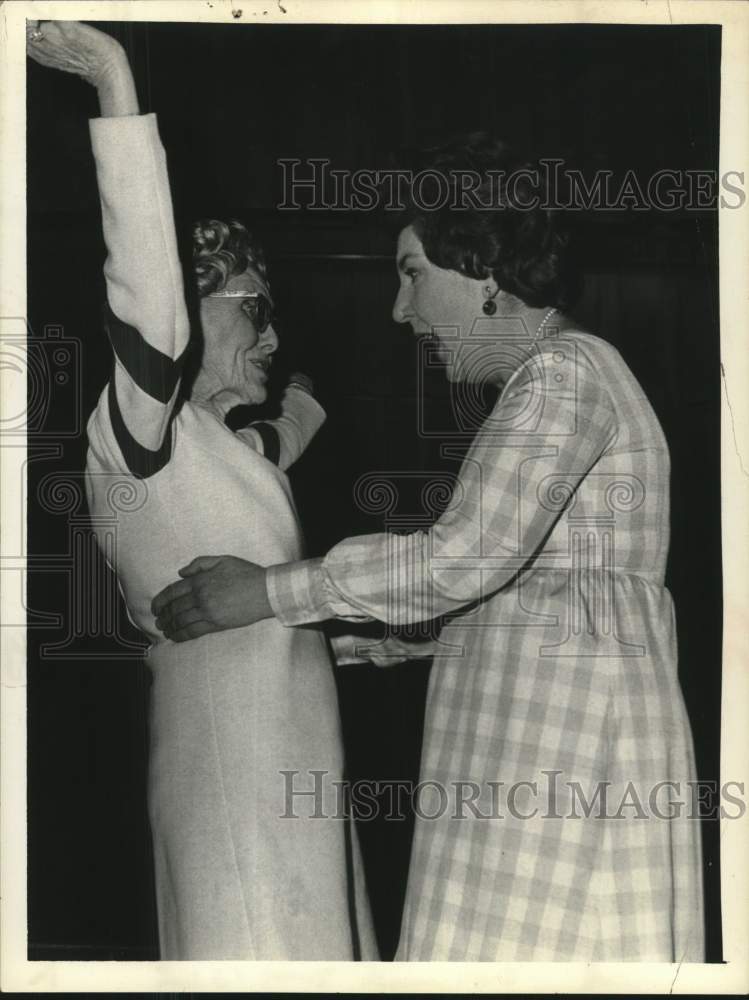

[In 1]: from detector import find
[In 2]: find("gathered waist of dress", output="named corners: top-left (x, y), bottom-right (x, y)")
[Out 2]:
top-left (517, 564), bottom-right (667, 589)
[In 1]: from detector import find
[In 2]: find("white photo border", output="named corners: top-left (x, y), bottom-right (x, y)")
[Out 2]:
top-left (2, 0), bottom-right (747, 992)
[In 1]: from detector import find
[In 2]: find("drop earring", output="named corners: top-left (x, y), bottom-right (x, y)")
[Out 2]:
top-left (482, 289), bottom-right (499, 316)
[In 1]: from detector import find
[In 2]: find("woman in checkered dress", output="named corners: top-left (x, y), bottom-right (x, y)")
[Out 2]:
top-left (153, 136), bottom-right (705, 961)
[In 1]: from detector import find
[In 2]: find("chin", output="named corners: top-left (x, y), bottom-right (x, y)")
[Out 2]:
top-left (240, 373), bottom-right (269, 404)
top-left (246, 386), bottom-right (268, 406)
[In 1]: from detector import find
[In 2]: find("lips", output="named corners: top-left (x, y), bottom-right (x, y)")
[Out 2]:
top-left (247, 356), bottom-right (271, 376)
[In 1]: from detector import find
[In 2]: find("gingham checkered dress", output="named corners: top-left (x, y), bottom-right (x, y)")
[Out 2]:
top-left (268, 326), bottom-right (705, 962)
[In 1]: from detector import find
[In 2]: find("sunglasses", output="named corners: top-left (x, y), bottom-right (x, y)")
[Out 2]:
top-left (207, 290), bottom-right (275, 333)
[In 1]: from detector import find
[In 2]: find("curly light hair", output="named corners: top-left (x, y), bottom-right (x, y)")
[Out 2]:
top-left (192, 218), bottom-right (268, 297)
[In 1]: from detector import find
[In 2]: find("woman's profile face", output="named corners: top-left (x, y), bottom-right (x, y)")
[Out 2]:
top-left (199, 268), bottom-right (279, 405)
top-left (392, 226), bottom-right (491, 382)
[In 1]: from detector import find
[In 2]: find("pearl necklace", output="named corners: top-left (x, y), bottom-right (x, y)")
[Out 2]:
top-left (535, 307), bottom-right (558, 338)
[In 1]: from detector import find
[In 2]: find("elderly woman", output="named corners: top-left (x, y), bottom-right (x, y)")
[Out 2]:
top-left (27, 21), bottom-right (375, 960)
top-left (154, 136), bottom-right (706, 960)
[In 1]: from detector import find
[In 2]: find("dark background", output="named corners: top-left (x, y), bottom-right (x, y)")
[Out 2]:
top-left (26, 22), bottom-right (722, 962)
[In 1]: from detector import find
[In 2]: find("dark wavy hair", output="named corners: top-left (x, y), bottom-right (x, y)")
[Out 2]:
top-left (192, 218), bottom-right (267, 297)
top-left (398, 132), bottom-right (579, 310)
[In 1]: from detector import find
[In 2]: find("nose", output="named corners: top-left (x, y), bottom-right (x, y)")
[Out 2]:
top-left (260, 323), bottom-right (279, 354)
top-left (392, 282), bottom-right (411, 325)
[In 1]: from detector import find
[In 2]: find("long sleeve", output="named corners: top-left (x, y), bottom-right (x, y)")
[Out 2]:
top-left (234, 384), bottom-right (326, 472)
top-left (88, 113), bottom-right (190, 476)
top-left (266, 341), bottom-right (618, 627)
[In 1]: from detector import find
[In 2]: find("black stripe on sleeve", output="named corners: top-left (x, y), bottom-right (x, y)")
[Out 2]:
top-left (250, 422), bottom-right (281, 466)
top-left (108, 379), bottom-right (173, 479)
top-left (104, 301), bottom-right (185, 404)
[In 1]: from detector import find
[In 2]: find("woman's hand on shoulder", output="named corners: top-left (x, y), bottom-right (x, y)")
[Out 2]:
top-left (26, 20), bottom-right (127, 89)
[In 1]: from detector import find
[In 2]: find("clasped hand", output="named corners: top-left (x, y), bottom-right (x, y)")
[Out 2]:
top-left (151, 556), bottom-right (272, 642)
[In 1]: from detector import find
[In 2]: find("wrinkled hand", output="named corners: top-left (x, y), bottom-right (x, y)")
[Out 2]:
top-left (26, 20), bottom-right (126, 88)
top-left (151, 556), bottom-right (273, 643)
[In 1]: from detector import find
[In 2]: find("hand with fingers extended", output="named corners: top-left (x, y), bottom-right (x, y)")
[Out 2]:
top-left (151, 555), bottom-right (273, 642)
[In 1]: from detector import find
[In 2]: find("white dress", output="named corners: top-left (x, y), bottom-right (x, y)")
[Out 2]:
top-left (84, 113), bottom-right (375, 960)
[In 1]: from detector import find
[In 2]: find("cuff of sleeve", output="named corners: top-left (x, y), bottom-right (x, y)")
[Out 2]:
top-left (89, 111), bottom-right (158, 154)
top-left (329, 633), bottom-right (361, 665)
top-left (283, 384), bottom-right (326, 426)
top-left (266, 557), bottom-right (331, 626)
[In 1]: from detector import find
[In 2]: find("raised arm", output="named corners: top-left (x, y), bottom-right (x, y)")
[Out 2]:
top-left (28, 22), bottom-right (190, 478)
